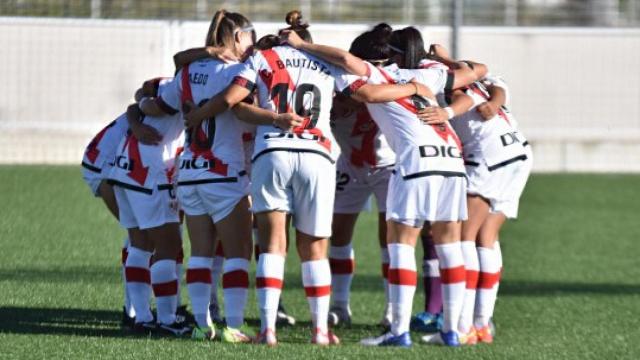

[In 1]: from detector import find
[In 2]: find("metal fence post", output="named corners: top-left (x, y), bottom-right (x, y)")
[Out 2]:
top-left (451, 0), bottom-right (463, 59)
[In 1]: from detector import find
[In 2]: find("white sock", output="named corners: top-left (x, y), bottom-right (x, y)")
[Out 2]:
top-left (151, 259), bottom-right (178, 325)
top-left (210, 254), bottom-right (224, 308)
top-left (474, 246), bottom-right (501, 328)
top-left (175, 248), bottom-right (184, 309)
top-left (256, 253), bottom-right (285, 332)
top-left (223, 258), bottom-right (250, 328)
top-left (329, 244), bottom-right (354, 310)
top-left (380, 247), bottom-right (392, 313)
top-left (435, 242), bottom-right (466, 334)
top-left (125, 247), bottom-right (153, 323)
top-left (186, 256), bottom-right (213, 328)
top-left (388, 243), bottom-right (417, 336)
top-left (458, 240), bottom-right (479, 333)
top-left (302, 259), bottom-right (332, 333)
top-left (121, 238), bottom-right (135, 318)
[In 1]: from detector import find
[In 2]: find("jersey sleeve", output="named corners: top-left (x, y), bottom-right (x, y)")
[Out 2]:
top-left (409, 68), bottom-right (451, 95)
top-left (231, 56), bottom-right (259, 92)
top-left (481, 74), bottom-right (510, 107)
top-left (332, 64), bottom-right (369, 97)
top-left (156, 72), bottom-right (181, 115)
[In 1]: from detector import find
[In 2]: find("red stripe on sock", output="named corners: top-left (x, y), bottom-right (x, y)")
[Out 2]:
top-left (153, 280), bottom-right (178, 297)
top-left (465, 269), bottom-right (479, 289)
top-left (125, 267), bottom-right (150, 283)
top-left (186, 268), bottom-right (212, 284)
top-left (222, 270), bottom-right (249, 288)
top-left (381, 263), bottom-right (390, 279)
top-left (176, 248), bottom-right (184, 264)
top-left (304, 285), bottom-right (331, 297)
top-left (388, 268), bottom-right (417, 286)
top-left (121, 248), bottom-right (128, 265)
top-left (329, 258), bottom-right (355, 275)
top-left (256, 277), bottom-right (283, 289)
top-left (440, 265), bottom-right (466, 284)
top-left (477, 271), bottom-right (501, 289)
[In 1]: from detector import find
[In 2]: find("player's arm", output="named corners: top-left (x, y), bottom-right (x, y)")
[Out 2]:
top-left (280, 30), bottom-right (369, 76)
top-left (476, 84), bottom-right (506, 121)
top-left (349, 81), bottom-right (434, 103)
top-left (417, 89), bottom-right (473, 125)
top-left (182, 83), bottom-right (252, 128)
top-left (126, 103), bottom-right (162, 145)
top-left (232, 102), bottom-right (304, 131)
top-left (428, 44), bottom-right (488, 88)
top-left (173, 46), bottom-right (238, 70)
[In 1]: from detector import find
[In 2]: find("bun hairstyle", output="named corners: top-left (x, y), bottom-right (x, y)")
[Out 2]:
top-left (283, 10), bottom-right (312, 43)
top-left (389, 26), bottom-right (428, 69)
top-left (255, 34), bottom-right (280, 50)
top-left (349, 23), bottom-right (393, 65)
top-left (205, 9), bottom-right (254, 48)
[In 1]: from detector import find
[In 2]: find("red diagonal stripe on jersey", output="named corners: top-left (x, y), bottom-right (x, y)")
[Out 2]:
top-left (465, 269), bottom-right (479, 289)
top-left (477, 271), bottom-right (501, 289)
top-left (125, 267), bottom-right (151, 283)
top-left (350, 109), bottom-right (378, 167)
top-left (376, 67), bottom-right (418, 113)
top-left (186, 268), bottom-right (212, 284)
top-left (153, 280), bottom-right (178, 297)
top-left (329, 258), bottom-right (355, 275)
top-left (223, 270), bottom-right (249, 288)
top-left (125, 135), bottom-right (149, 185)
top-left (85, 121), bottom-right (116, 163)
top-left (470, 83), bottom-right (510, 125)
top-left (256, 277), bottom-right (283, 289)
top-left (388, 268), bottom-right (418, 286)
top-left (304, 285), bottom-right (331, 297)
top-left (381, 263), bottom-right (390, 279)
top-left (440, 265), bottom-right (466, 284)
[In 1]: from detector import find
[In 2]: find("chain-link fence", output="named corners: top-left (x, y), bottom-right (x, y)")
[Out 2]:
top-left (1, 0), bottom-right (639, 27)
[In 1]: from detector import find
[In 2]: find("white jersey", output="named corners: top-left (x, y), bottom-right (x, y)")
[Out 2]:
top-left (330, 100), bottom-right (395, 169)
top-left (235, 46), bottom-right (360, 163)
top-left (109, 80), bottom-right (184, 190)
top-left (82, 113), bottom-right (129, 174)
top-left (158, 59), bottom-right (252, 182)
top-left (449, 75), bottom-right (528, 170)
top-left (360, 62), bottom-right (465, 178)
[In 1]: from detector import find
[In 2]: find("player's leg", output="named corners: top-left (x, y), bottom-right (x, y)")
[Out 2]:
top-left (411, 222), bottom-right (443, 332)
top-left (209, 241), bottom-right (224, 324)
top-left (328, 213), bottom-right (359, 326)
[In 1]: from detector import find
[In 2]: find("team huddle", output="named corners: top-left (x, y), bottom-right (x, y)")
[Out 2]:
top-left (81, 10), bottom-right (531, 347)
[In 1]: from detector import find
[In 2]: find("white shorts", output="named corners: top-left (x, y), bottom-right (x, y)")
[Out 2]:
top-left (251, 151), bottom-right (336, 238)
top-left (81, 163), bottom-right (111, 197)
top-left (466, 147), bottom-right (532, 219)
top-left (177, 172), bottom-right (250, 223)
top-left (334, 155), bottom-right (391, 213)
top-left (386, 172), bottom-right (468, 227)
top-left (113, 185), bottom-right (179, 230)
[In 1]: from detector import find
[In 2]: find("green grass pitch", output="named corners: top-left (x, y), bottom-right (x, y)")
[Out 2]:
top-left (0, 166), bottom-right (638, 359)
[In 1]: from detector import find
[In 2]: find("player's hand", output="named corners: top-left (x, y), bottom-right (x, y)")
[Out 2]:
top-left (279, 30), bottom-right (305, 49)
top-left (428, 44), bottom-right (451, 60)
top-left (182, 100), bottom-right (204, 128)
top-left (130, 122), bottom-right (162, 145)
top-left (477, 101), bottom-right (498, 121)
top-left (206, 46), bottom-right (238, 63)
top-left (273, 112), bottom-right (304, 131)
top-left (417, 106), bottom-right (448, 125)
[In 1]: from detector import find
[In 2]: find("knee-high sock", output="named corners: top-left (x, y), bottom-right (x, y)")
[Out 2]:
top-left (380, 247), bottom-right (392, 317)
top-left (151, 259), bottom-right (179, 325)
top-left (223, 258), bottom-right (250, 328)
top-left (458, 240), bottom-right (479, 333)
top-left (474, 246), bottom-right (501, 328)
top-left (175, 247), bottom-right (184, 308)
top-left (421, 232), bottom-right (442, 314)
top-left (329, 245), bottom-right (355, 310)
top-left (125, 247), bottom-right (153, 323)
top-left (121, 238), bottom-right (135, 317)
top-left (435, 242), bottom-right (466, 334)
top-left (388, 243), bottom-right (417, 336)
top-left (302, 259), bottom-right (332, 333)
top-left (210, 243), bottom-right (224, 308)
top-left (256, 253), bottom-right (285, 332)
top-left (186, 256), bottom-right (213, 328)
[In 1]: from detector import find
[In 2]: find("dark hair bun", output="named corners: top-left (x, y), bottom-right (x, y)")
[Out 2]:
top-left (372, 23), bottom-right (392, 47)
top-left (285, 10), bottom-right (309, 29)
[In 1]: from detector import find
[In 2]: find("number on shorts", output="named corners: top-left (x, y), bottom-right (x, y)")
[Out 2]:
top-left (336, 171), bottom-right (350, 191)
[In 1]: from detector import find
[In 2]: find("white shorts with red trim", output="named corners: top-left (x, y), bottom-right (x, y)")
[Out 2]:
top-left (466, 146), bottom-right (532, 219)
top-left (176, 171), bottom-right (250, 223)
top-left (386, 171), bottom-right (468, 227)
top-left (81, 162), bottom-right (112, 197)
top-left (113, 184), bottom-right (179, 230)
top-left (251, 150), bottom-right (336, 238)
top-left (334, 155), bottom-right (392, 214)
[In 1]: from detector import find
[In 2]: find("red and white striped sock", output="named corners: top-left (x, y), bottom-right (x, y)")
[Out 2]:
top-left (223, 258), bottom-right (250, 328)
top-left (256, 253), bottom-right (284, 332)
top-left (388, 243), bottom-right (417, 336)
top-left (435, 242), bottom-right (466, 334)
top-left (380, 247), bottom-right (392, 313)
top-left (495, 241), bottom-right (503, 292)
top-left (474, 246), bottom-right (501, 329)
top-left (210, 244), bottom-right (224, 309)
top-left (125, 247), bottom-right (153, 323)
top-left (151, 259), bottom-right (179, 325)
top-left (329, 245), bottom-right (355, 310)
top-left (458, 240), bottom-right (479, 333)
top-left (302, 259), bottom-right (332, 333)
top-left (175, 247), bottom-right (184, 308)
top-left (121, 238), bottom-right (135, 318)
top-left (186, 256), bottom-right (213, 328)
